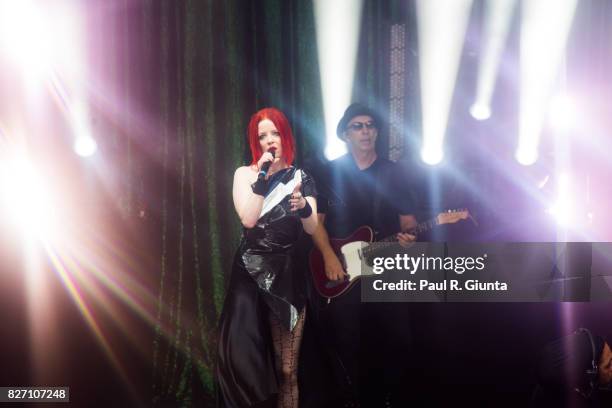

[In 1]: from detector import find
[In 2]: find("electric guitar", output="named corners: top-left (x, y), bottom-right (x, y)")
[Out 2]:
top-left (309, 209), bottom-right (471, 299)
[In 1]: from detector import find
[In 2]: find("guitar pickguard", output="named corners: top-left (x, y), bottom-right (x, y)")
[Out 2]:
top-left (340, 241), bottom-right (372, 279)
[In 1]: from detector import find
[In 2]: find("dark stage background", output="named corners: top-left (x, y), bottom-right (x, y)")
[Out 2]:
top-left (1, 0), bottom-right (612, 407)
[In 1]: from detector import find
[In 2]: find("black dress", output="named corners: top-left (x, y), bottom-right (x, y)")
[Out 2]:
top-left (217, 167), bottom-right (316, 407)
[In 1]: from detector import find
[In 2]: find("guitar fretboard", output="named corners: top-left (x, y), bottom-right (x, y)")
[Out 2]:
top-left (361, 217), bottom-right (440, 258)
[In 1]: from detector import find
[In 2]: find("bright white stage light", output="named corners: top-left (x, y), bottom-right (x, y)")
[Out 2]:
top-left (471, 0), bottom-right (516, 122)
top-left (515, 148), bottom-right (538, 166)
top-left (546, 173), bottom-right (572, 227)
top-left (518, 0), bottom-right (578, 166)
top-left (420, 146), bottom-right (444, 166)
top-left (548, 94), bottom-right (576, 132)
top-left (417, 0), bottom-right (473, 165)
top-left (470, 103), bottom-right (492, 121)
top-left (314, 0), bottom-right (364, 160)
top-left (74, 137), bottom-right (97, 157)
top-left (547, 200), bottom-right (573, 227)
top-left (0, 1), bottom-right (49, 71)
top-left (0, 1), bottom-right (83, 87)
top-left (0, 155), bottom-right (56, 237)
top-left (70, 102), bottom-right (96, 157)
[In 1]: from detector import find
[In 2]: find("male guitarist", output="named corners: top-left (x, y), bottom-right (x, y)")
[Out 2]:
top-left (310, 103), bottom-right (418, 406)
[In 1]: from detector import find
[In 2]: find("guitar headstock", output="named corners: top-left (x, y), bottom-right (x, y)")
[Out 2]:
top-left (436, 208), bottom-right (470, 225)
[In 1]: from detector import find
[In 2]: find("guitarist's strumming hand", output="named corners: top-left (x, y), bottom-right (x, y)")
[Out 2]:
top-left (396, 232), bottom-right (416, 248)
top-left (323, 252), bottom-right (347, 282)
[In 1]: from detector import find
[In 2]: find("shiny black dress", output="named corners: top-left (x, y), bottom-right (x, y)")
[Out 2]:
top-left (217, 167), bottom-right (316, 407)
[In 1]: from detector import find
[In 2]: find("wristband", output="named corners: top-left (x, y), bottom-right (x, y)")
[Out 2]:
top-left (298, 199), bottom-right (312, 219)
top-left (251, 179), bottom-right (267, 196)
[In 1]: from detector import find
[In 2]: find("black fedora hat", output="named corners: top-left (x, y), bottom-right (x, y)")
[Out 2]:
top-left (336, 103), bottom-right (379, 140)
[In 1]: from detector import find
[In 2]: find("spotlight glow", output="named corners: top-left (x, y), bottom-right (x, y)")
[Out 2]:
top-left (314, 0), bottom-right (364, 160)
top-left (0, 1), bottom-right (81, 81)
top-left (547, 201), bottom-right (573, 227)
top-left (518, 0), bottom-right (578, 165)
top-left (470, 103), bottom-right (492, 121)
top-left (0, 155), bottom-right (56, 237)
top-left (546, 173), bottom-right (573, 227)
top-left (515, 148), bottom-right (538, 166)
top-left (421, 146), bottom-right (444, 166)
top-left (74, 136), bottom-right (98, 157)
top-left (471, 0), bottom-right (516, 122)
top-left (0, 1), bottom-right (50, 73)
top-left (548, 94), bottom-right (576, 132)
top-left (417, 0), bottom-right (473, 165)
top-left (70, 100), bottom-right (97, 157)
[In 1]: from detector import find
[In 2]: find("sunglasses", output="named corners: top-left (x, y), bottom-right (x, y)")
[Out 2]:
top-left (346, 121), bottom-right (376, 131)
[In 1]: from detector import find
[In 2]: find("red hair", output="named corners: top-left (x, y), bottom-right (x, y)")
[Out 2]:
top-left (247, 107), bottom-right (296, 166)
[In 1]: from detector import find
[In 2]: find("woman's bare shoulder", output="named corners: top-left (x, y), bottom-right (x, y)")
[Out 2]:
top-left (234, 165), bottom-right (257, 181)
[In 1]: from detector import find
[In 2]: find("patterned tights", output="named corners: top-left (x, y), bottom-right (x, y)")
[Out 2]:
top-left (269, 308), bottom-right (306, 408)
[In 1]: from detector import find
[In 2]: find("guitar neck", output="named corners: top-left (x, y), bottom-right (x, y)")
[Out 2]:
top-left (411, 218), bottom-right (439, 235)
top-left (361, 217), bottom-right (439, 257)
top-left (379, 217), bottom-right (439, 242)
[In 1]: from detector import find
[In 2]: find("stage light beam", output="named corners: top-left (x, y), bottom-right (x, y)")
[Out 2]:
top-left (314, 0), bottom-right (364, 160)
top-left (517, 0), bottom-right (578, 166)
top-left (74, 137), bottom-right (98, 157)
top-left (515, 147), bottom-right (538, 167)
top-left (546, 172), bottom-right (572, 228)
top-left (417, 0), bottom-right (474, 165)
top-left (70, 102), bottom-right (97, 157)
top-left (470, 0), bottom-right (517, 122)
top-left (470, 103), bottom-right (492, 121)
top-left (421, 146), bottom-right (444, 166)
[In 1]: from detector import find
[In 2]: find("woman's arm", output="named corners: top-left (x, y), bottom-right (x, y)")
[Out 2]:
top-left (301, 196), bottom-right (317, 234)
top-left (232, 166), bottom-right (264, 229)
top-left (288, 182), bottom-right (318, 235)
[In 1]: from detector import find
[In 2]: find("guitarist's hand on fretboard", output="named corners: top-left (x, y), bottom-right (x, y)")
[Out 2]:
top-left (323, 252), bottom-right (348, 282)
top-left (397, 231), bottom-right (416, 247)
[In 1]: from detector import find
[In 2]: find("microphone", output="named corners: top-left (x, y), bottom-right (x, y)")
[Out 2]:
top-left (258, 148), bottom-right (276, 180)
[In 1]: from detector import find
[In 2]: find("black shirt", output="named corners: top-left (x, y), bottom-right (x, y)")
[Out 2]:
top-left (316, 154), bottom-right (415, 240)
